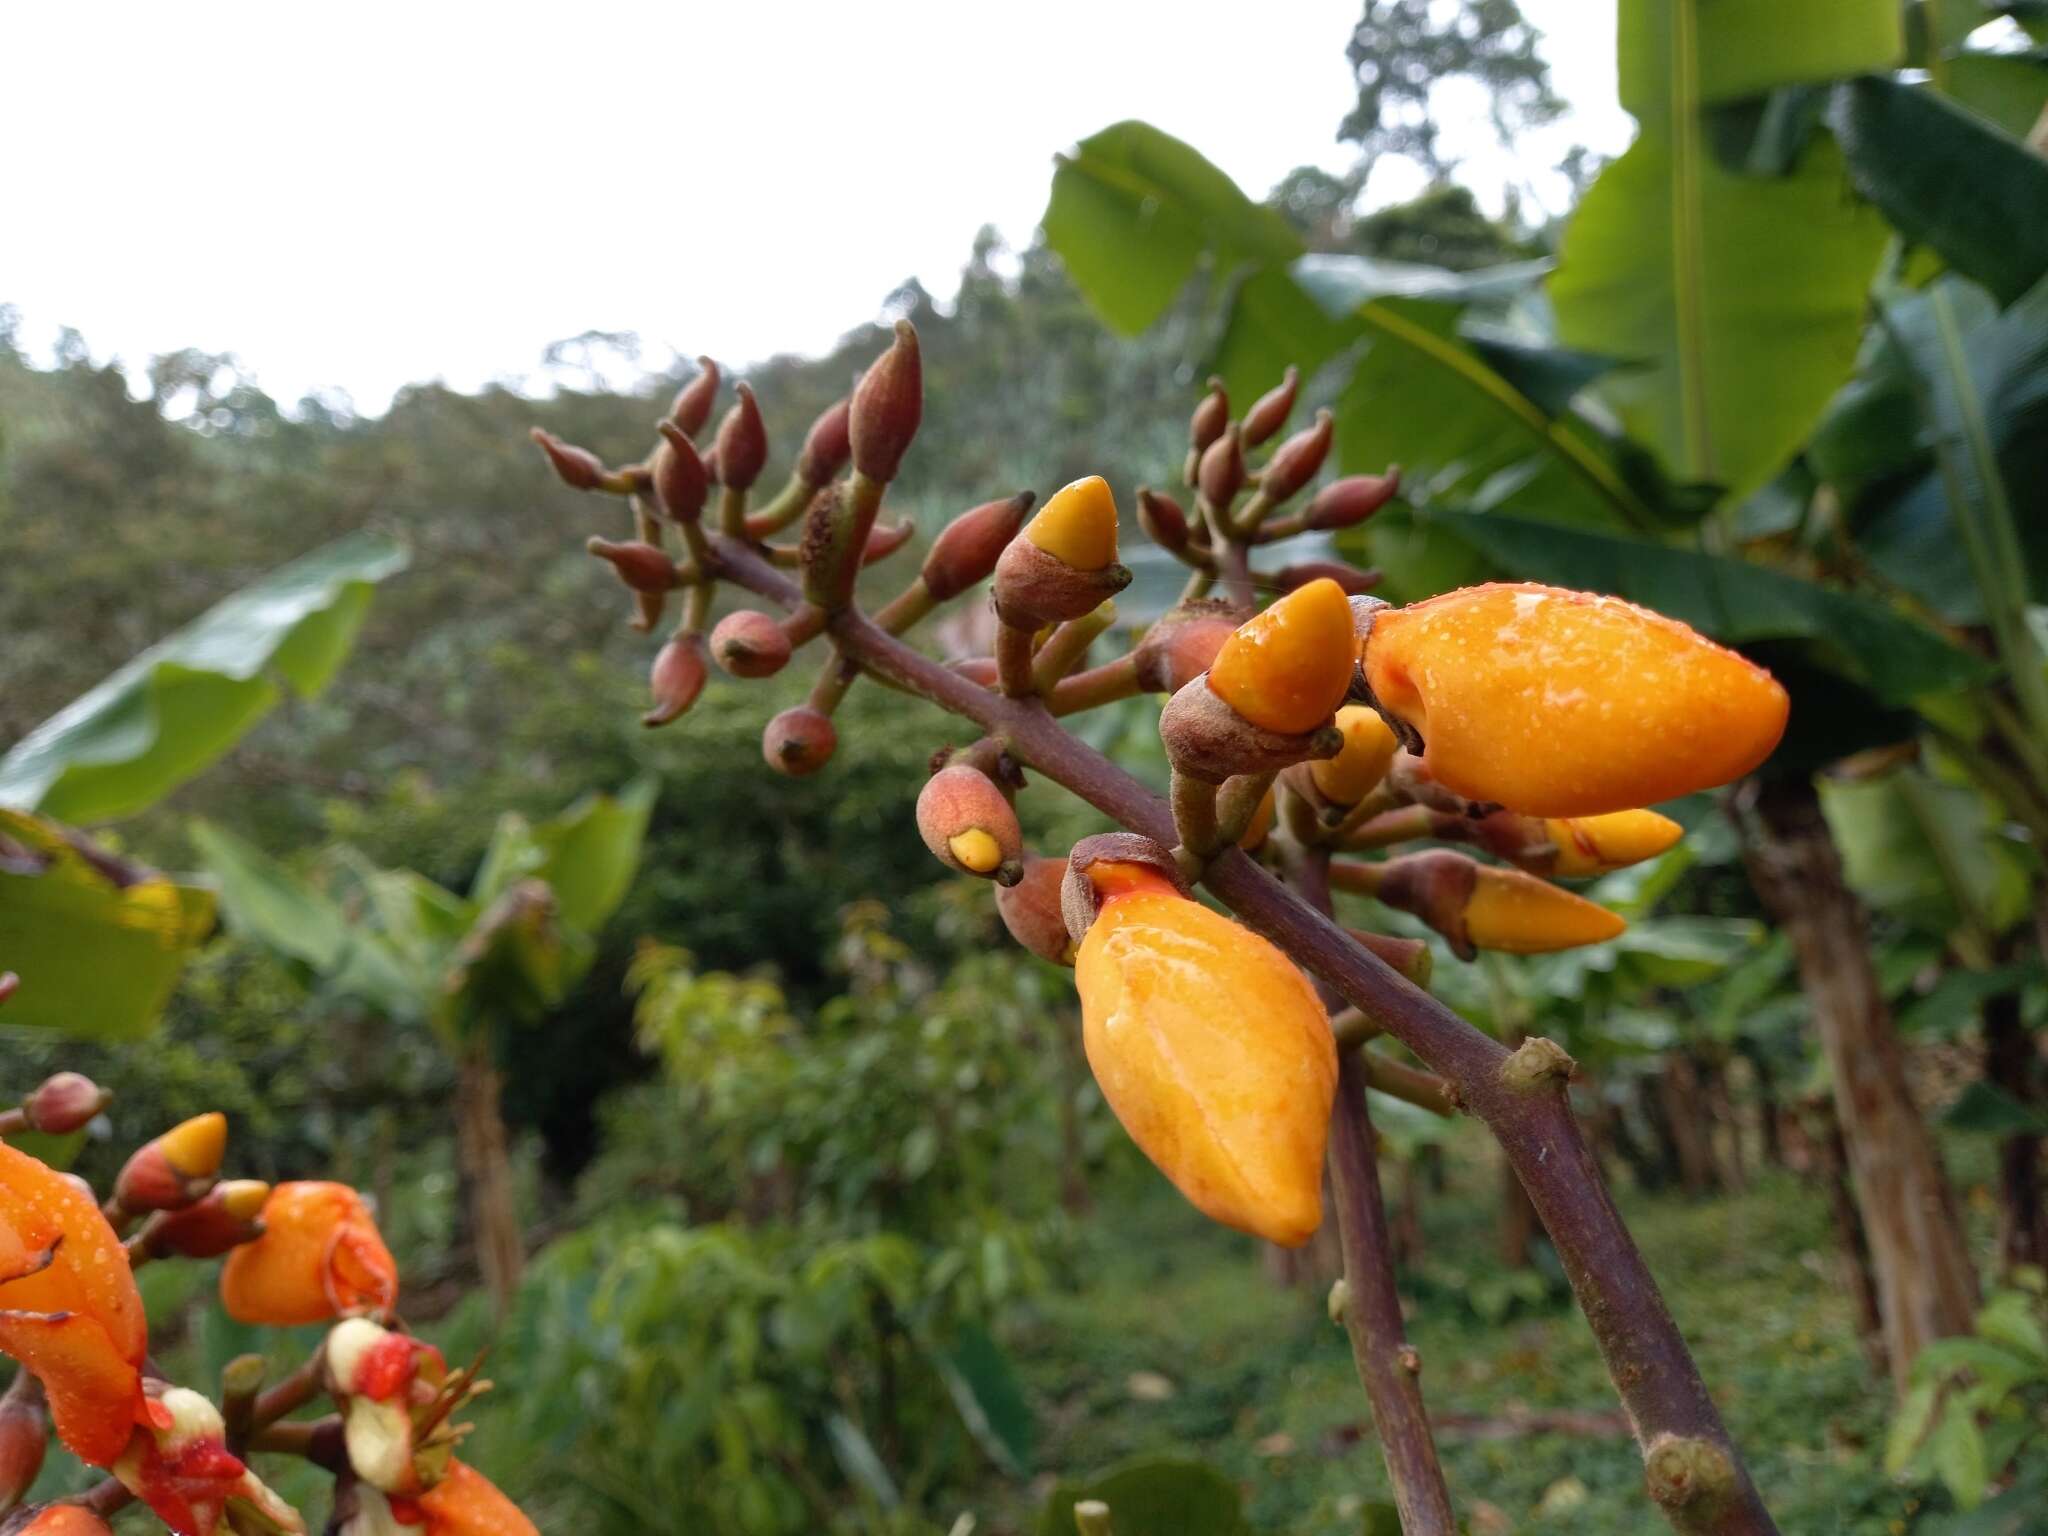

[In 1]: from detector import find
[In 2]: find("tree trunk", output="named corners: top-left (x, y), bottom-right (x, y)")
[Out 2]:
top-left (1655, 1053), bottom-right (1719, 1197)
top-left (1983, 985), bottom-right (2046, 1274)
top-left (1741, 780), bottom-right (1977, 1390)
top-left (1811, 1101), bottom-right (1888, 1379)
top-left (455, 1034), bottom-right (524, 1316)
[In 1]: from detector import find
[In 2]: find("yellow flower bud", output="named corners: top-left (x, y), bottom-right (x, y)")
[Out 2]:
top-left (1025, 475), bottom-right (1119, 571)
top-left (1464, 862), bottom-right (1625, 953)
top-left (1309, 705), bottom-right (1399, 806)
top-left (1362, 583), bottom-right (1789, 816)
top-left (1545, 809), bottom-right (1684, 877)
top-left (1207, 578), bottom-right (1356, 735)
top-left (1074, 862), bottom-right (1335, 1246)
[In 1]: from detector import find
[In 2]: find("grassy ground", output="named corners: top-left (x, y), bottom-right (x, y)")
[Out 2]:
top-left (998, 1135), bottom-right (1915, 1535)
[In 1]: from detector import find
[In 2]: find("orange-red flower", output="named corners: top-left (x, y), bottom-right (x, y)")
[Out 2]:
top-left (114, 1385), bottom-right (304, 1536)
top-left (0, 1142), bottom-right (152, 1468)
top-left (219, 1182), bottom-right (397, 1326)
top-left (12, 1507), bottom-right (116, 1536)
top-left (342, 1462), bottom-right (537, 1536)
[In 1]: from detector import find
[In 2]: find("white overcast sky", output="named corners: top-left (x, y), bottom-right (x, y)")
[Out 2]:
top-left (4, 1), bottom-right (1629, 414)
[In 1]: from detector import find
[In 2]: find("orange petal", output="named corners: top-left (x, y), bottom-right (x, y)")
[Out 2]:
top-left (0, 1143), bottom-right (147, 1367)
top-left (220, 1182), bottom-right (397, 1327)
top-left (0, 1311), bottom-right (144, 1468)
top-left (1208, 578), bottom-right (1356, 734)
top-left (1024, 476), bottom-right (1119, 571)
top-left (419, 1461), bottom-right (538, 1536)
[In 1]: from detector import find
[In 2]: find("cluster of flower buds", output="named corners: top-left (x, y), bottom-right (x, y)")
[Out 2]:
top-left (529, 340), bottom-right (1790, 1252)
top-left (0, 1072), bottom-right (534, 1536)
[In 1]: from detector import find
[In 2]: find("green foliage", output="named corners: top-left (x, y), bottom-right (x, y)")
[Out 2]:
top-left (1887, 1276), bottom-right (2048, 1516)
top-left (0, 531), bottom-right (407, 822)
top-left (1036, 1458), bottom-right (1248, 1536)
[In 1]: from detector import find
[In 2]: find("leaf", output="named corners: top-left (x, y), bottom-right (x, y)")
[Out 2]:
top-left (925, 1322), bottom-right (1034, 1475)
top-left (1898, 962), bottom-right (2045, 1036)
top-left (1617, 0), bottom-right (1902, 112)
top-left (1036, 1459), bottom-right (1248, 1536)
top-left (824, 1413), bottom-right (899, 1509)
top-left (1977, 1290), bottom-right (2048, 1360)
top-left (1551, 129), bottom-right (1890, 504)
top-left (0, 532), bottom-right (408, 823)
top-left (471, 778), bottom-right (656, 935)
top-left (1943, 1081), bottom-right (2048, 1137)
top-left (1043, 121), bottom-right (1299, 336)
top-left (189, 819), bottom-right (420, 1020)
top-left (1887, 1378), bottom-right (1941, 1473)
top-left (1944, 49), bottom-right (2048, 139)
top-left (1831, 75), bottom-right (2048, 306)
top-left (0, 808), bottom-right (214, 1038)
top-left (1426, 509), bottom-right (1992, 703)
top-left (1818, 767), bottom-right (2030, 934)
top-left (1932, 1402), bottom-right (1989, 1509)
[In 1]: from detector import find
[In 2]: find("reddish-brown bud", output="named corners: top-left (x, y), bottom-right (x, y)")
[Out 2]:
top-left (1189, 379), bottom-right (1228, 455)
top-left (995, 854), bottom-right (1074, 965)
top-left (1259, 410), bottom-right (1333, 503)
top-left (1132, 600), bottom-right (1245, 694)
top-left (916, 764), bottom-right (1025, 883)
top-left (709, 611), bottom-right (791, 679)
top-left (714, 384), bottom-right (769, 492)
top-left (1346, 929), bottom-right (1433, 987)
top-left (762, 707), bottom-right (837, 776)
top-left (115, 1111), bottom-right (227, 1212)
top-left (859, 520), bottom-right (916, 566)
top-left (1198, 423), bottom-right (1246, 507)
top-left (0, 1381), bottom-right (47, 1509)
top-left (1273, 560), bottom-right (1380, 596)
top-left (143, 1179), bottom-right (271, 1260)
top-left (797, 397), bottom-right (852, 486)
top-left (0, 971), bottom-right (15, 1006)
top-left (669, 358), bottom-right (720, 437)
top-left (586, 538), bottom-right (679, 594)
top-left (652, 422), bottom-right (710, 523)
top-left (23, 1071), bottom-right (109, 1135)
top-left (529, 429), bottom-right (608, 492)
top-left (850, 319), bottom-right (923, 483)
top-left (1306, 471), bottom-right (1400, 530)
top-left (1242, 366), bottom-right (1300, 448)
top-left (923, 492), bottom-right (1034, 601)
top-left (644, 634), bottom-right (708, 727)
top-left (951, 657), bottom-right (1000, 688)
top-left (1134, 486), bottom-right (1191, 555)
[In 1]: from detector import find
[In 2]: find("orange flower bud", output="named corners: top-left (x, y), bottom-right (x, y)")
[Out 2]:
top-left (713, 384), bottom-right (768, 492)
top-left (1197, 423), bottom-right (1246, 507)
top-left (710, 610), bottom-right (791, 680)
top-left (1309, 705), bottom-right (1399, 807)
top-left (15, 1508), bottom-right (114, 1536)
top-left (1365, 850), bottom-right (1624, 958)
top-left (796, 396), bottom-right (852, 487)
top-left (644, 634), bottom-right (708, 728)
top-left (1306, 471), bottom-right (1400, 531)
top-left (668, 358), bottom-right (719, 437)
top-left (22, 1071), bottom-right (108, 1135)
top-left (761, 707), bottom-right (836, 777)
top-left (1188, 379), bottom-right (1228, 456)
top-left (652, 423), bottom-right (709, 523)
top-left (585, 538), bottom-right (678, 595)
top-left (1362, 583), bottom-right (1789, 817)
top-left (850, 320), bottom-right (922, 484)
top-left (916, 764), bottom-right (1023, 883)
top-left (1258, 410), bottom-right (1333, 503)
top-left (1134, 486), bottom-right (1191, 556)
top-left (1024, 476), bottom-right (1119, 572)
top-left (416, 1459), bottom-right (538, 1536)
top-left (1070, 852), bottom-right (1335, 1247)
top-left (922, 493), bottom-right (1034, 601)
top-left (0, 1143), bottom-right (150, 1468)
top-left (1207, 577), bottom-right (1356, 735)
top-left (115, 1111), bottom-right (227, 1212)
top-left (1133, 600), bottom-right (1244, 695)
top-left (1545, 809), bottom-right (1684, 877)
top-left (1242, 365), bottom-right (1299, 447)
top-left (220, 1181), bottom-right (398, 1327)
top-left (995, 855), bottom-right (1073, 965)
top-left (142, 1180), bottom-right (270, 1261)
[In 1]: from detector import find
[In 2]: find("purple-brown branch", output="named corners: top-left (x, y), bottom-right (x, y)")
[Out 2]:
top-left (707, 532), bottom-right (1779, 1536)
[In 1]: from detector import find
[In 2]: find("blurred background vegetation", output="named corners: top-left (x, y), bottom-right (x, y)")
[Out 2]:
top-left (5, 1), bottom-right (2048, 1532)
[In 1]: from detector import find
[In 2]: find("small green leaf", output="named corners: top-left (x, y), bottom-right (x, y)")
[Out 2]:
top-left (1887, 1378), bottom-right (1941, 1474)
top-left (0, 532), bottom-right (408, 823)
top-left (0, 808), bottom-right (214, 1038)
top-left (925, 1322), bottom-right (1035, 1475)
top-left (1036, 1459), bottom-right (1248, 1536)
top-left (1932, 1403), bottom-right (1989, 1509)
top-left (824, 1414), bottom-right (899, 1509)
top-left (1943, 1082), bottom-right (2048, 1138)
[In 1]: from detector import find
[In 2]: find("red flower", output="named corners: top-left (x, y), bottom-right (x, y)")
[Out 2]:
top-left (219, 1182), bottom-right (398, 1326)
